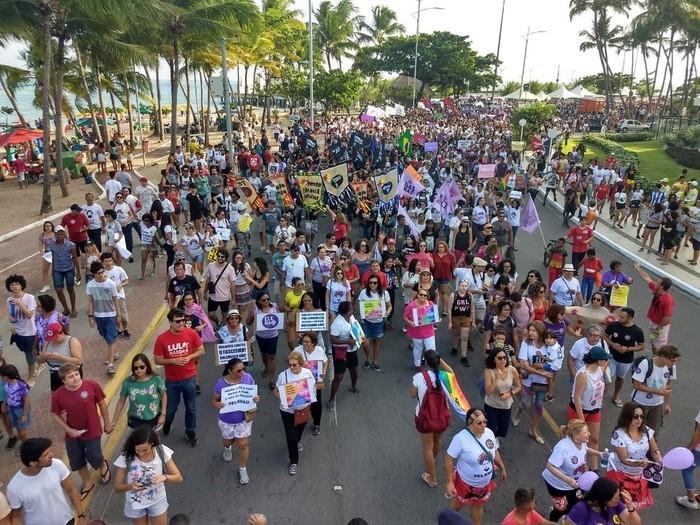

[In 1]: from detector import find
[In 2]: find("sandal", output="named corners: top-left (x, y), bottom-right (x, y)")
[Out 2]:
top-left (421, 472), bottom-right (438, 488)
top-left (529, 432), bottom-right (545, 445)
top-left (80, 482), bottom-right (95, 501)
top-left (100, 459), bottom-right (112, 484)
top-left (612, 398), bottom-right (623, 408)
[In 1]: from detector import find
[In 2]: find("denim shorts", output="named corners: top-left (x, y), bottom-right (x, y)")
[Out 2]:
top-left (66, 437), bottom-right (104, 471)
top-left (95, 316), bottom-right (118, 344)
top-left (361, 319), bottom-right (385, 340)
top-left (124, 495), bottom-right (169, 519)
top-left (13, 334), bottom-right (36, 365)
top-left (52, 269), bottom-right (75, 289)
top-left (8, 405), bottom-right (31, 430)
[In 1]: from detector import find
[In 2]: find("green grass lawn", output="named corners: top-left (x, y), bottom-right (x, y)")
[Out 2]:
top-left (564, 138), bottom-right (699, 182)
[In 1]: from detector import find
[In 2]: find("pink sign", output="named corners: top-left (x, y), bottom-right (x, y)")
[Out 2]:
top-left (477, 163), bottom-right (496, 179)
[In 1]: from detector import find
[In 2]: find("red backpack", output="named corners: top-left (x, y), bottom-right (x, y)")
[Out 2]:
top-left (415, 371), bottom-right (451, 433)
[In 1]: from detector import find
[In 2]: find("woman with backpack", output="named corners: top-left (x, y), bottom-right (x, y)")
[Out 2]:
top-left (444, 407), bottom-right (507, 525)
top-left (410, 350), bottom-right (454, 489)
top-left (114, 426), bottom-right (183, 525)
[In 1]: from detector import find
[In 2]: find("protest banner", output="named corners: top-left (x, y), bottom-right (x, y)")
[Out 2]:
top-left (297, 311), bottom-right (328, 332)
top-left (359, 298), bottom-right (386, 321)
top-left (351, 181), bottom-right (369, 202)
top-left (477, 163), bottom-right (496, 179)
top-left (424, 141), bottom-right (438, 152)
top-left (219, 383), bottom-right (258, 414)
top-left (236, 178), bottom-right (265, 211)
top-left (269, 172), bottom-right (294, 207)
top-left (412, 304), bottom-right (440, 326)
top-left (350, 317), bottom-right (365, 350)
top-left (321, 164), bottom-right (350, 197)
top-left (256, 311), bottom-right (285, 331)
top-left (280, 377), bottom-right (317, 410)
top-left (609, 285), bottom-right (630, 307)
top-left (216, 341), bottom-right (250, 366)
top-left (297, 173), bottom-right (324, 207)
top-left (399, 170), bottom-right (425, 199)
top-left (457, 139), bottom-right (468, 151)
top-left (373, 168), bottom-right (399, 203)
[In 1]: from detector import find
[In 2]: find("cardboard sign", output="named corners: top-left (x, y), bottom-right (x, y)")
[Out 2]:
top-left (477, 164), bottom-right (496, 179)
top-left (609, 285), bottom-right (630, 307)
top-left (297, 311), bottom-right (328, 332)
top-left (219, 383), bottom-right (258, 414)
top-left (412, 304), bottom-right (440, 326)
top-left (216, 341), bottom-right (250, 366)
top-left (359, 299), bottom-right (386, 321)
top-left (280, 377), bottom-right (317, 409)
top-left (256, 312), bottom-right (285, 331)
top-left (297, 173), bottom-right (324, 207)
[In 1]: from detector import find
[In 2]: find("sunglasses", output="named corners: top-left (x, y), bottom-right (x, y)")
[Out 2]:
top-left (288, 362), bottom-right (301, 367)
top-left (592, 297), bottom-right (603, 302)
top-left (369, 281), bottom-right (378, 285)
top-left (132, 365), bottom-right (146, 371)
top-left (260, 297), bottom-right (270, 302)
top-left (418, 293), bottom-right (428, 298)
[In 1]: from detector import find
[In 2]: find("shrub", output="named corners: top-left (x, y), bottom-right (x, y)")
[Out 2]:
top-left (602, 132), bottom-right (653, 142)
top-left (665, 145), bottom-right (700, 170)
top-left (662, 125), bottom-right (700, 149)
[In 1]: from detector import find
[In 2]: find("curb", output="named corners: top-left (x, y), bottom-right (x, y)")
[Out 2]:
top-left (539, 190), bottom-right (700, 298)
top-left (79, 303), bottom-right (168, 512)
top-left (0, 171), bottom-right (106, 243)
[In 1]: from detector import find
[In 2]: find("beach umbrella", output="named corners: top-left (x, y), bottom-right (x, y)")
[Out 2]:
top-left (76, 117), bottom-right (115, 127)
top-left (0, 128), bottom-right (43, 148)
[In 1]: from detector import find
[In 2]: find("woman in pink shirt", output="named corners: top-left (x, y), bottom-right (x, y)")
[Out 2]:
top-left (404, 290), bottom-right (438, 372)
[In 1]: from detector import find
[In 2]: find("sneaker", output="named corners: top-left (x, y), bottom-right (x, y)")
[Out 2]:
top-left (327, 398), bottom-right (336, 411)
top-left (460, 357), bottom-right (470, 367)
top-left (239, 467), bottom-right (249, 485)
top-left (74, 278), bottom-right (81, 286)
top-left (451, 347), bottom-right (458, 355)
top-left (39, 285), bottom-right (50, 293)
top-left (288, 463), bottom-right (298, 476)
top-left (349, 386), bottom-right (360, 394)
top-left (163, 421), bottom-right (172, 436)
top-left (107, 363), bottom-right (116, 375)
top-left (402, 327), bottom-right (407, 333)
top-left (676, 496), bottom-right (700, 510)
top-left (222, 446), bottom-right (233, 463)
top-left (371, 362), bottom-right (381, 372)
top-left (511, 412), bottom-right (521, 427)
top-left (544, 394), bottom-right (554, 404)
top-left (6, 437), bottom-right (17, 449)
top-left (122, 330), bottom-right (131, 339)
top-left (297, 442), bottom-right (303, 452)
top-left (363, 360), bottom-right (371, 370)
top-left (185, 432), bottom-right (199, 448)
top-left (312, 425), bottom-right (321, 436)
top-left (128, 257), bottom-right (134, 263)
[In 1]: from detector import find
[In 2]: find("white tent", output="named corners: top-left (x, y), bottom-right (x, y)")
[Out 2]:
top-left (546, 85), bottom-right (578, 99)
top-left (571, 85), bottom-right (603, 99)
top-left (503, 88), bottom-right (539, 100)
top-left (535, 91), bottom-right (549, 101)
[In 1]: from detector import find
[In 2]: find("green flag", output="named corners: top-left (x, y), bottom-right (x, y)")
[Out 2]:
top-left (396, 130), bottom-right (413, 157)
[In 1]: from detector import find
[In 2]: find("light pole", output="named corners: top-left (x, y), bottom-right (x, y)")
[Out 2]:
top-left (220, 38), bottom-right (233, 157)
top-left (132, 62), bottom-right (146, 167)
top-left (308, 0), bottom-right (314, 127)
top-left (411, 2), bottom-right (444, 108)
top-left (518, 27), bottom-right (546, 99)
top-left (490, 0), bottom-right (506, 100)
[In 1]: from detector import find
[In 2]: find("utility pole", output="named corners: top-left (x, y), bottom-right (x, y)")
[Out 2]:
top-left (309, 0), bottom-right (314, 127)
top-left (412, 0), bottom-right (421, 108)
top-left (220, 39), bottom-right (233, 158)
top-left (490, 0), bottom-right (506, 100)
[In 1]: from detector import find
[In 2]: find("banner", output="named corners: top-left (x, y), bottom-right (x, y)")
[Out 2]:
top-left (433, 180), bottom-right (461, 219)
top-left (297, 311), bottom-right (328, 332)
top-left (399, 170), bottom-right (425, 199)
top-left (256, 311), bottom-right (284, 331)
top-left (457, 139), bottom-right (468, 151)
top-left (216, 341), bottom-right (250, 365)
top-left (297, 173), bottom-right (324, 207)
top-left (365, 105), bottom-right (385, 118)
top-left (373, 168), bottom-right (399, 203)
top-left (351, 180), bottom-right (370, 202)
top-left (412, 304), bottom-right (440, 326)
top-left (424, 141), bottom-right (438, 153)
top-left (398, 204), bottom-right (421, 239)
top-left (609, 285), bottom-right (630, 307)
top-left (269, 172), bottom-right (294, 207)
top-left (219, 383), bottom-right (258, 414)
top-left (359, 299), bottom-right (386, 321)
top-left (320, 164), bottom-right (350, 197)
top-left (394, 104), bottom-right (405, 116)
top-left (519, 196), bottom-right (541, 234)
top-left (477, 163), bottom-right (496, 179)
top-left (236, 177), bottom-right (265, 211)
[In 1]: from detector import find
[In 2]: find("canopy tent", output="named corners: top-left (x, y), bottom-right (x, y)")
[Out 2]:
top-left (570, 85), bottom-right (603, 99)
top-left (503, 88), bottom-right (539, 100)
top-left (546, 85), bottom-right (579, 99)
top-left (535, 91), bottom-right (549, 101)
top-left (0, 128), bottom-right (43, 148)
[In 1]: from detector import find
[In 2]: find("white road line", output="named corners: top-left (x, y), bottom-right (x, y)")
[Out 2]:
top-left (0, 251), bottom-right (39, 274)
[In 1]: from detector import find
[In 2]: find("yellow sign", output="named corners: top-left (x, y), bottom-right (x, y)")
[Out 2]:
top-left (609, 285), bottom-right (629, 307)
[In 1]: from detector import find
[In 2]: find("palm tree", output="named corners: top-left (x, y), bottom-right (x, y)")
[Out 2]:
top-left (358, 5), bottom-right (404, 46)
top-left (314, 0), bottom-right (362, 70)
top-left (0, 65), bottom-right (30, 127)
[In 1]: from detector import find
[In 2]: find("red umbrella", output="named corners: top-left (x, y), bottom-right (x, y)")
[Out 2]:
top-left (0, 128), bottom-right (44, 148)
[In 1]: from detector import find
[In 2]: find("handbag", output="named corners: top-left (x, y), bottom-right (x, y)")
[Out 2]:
top-left (332, 344), bottom-right (348, 361)
top-left (644, 427), bottom-right (662, 489)
top-left (208, 263), bottom-right (228, 294)
top-left (293, 406), bottom-right (311, 426)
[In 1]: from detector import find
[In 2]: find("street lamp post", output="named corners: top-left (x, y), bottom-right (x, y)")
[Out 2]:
top-left (411, 2), bottom-right (444, 108)
top-left (309, 0), bottom-right (314, 128)
top-left (490, 0), bottom-right (506, 100)
top-left (220, 38), bottom-right (233, 157)
top-left (518, 27), bottom-right (546, 99)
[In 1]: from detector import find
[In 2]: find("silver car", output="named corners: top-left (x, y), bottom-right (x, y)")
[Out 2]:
top-left (617, 119), bottom-right (650, 132)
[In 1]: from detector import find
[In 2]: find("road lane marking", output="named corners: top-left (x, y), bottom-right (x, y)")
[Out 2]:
top-left (0, 251), bottom-right (39, 274)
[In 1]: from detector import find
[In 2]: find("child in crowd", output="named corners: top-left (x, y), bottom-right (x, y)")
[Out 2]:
top-left (579, 248), bottom-right (603, 303)
top-left (501, 486), bottom-right (557, 525)
top-left (541, 330), bottom-right (564, 403)
top-left (547, 238), bottom-right (567, 287)
top-left (0, 364), bottom-right (31, 447)
top-left (488, 328), bottom-right (517, 368)
top-left (0, 357), bottom-right (16, 447)
top-left (84, 241), bottom-right (101, 284)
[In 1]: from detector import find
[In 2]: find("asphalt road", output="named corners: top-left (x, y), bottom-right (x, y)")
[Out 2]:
top-left (91, 201), bottom-right (699, 525)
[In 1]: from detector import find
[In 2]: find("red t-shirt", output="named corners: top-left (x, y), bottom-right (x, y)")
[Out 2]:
top-left (432, 252), bottom-right (456, 281)
top-left (582, 256), bottom-right (603, 278)
top-left (343, 264), bottom-right (359, 283)
top-left (334, 222), bottom-right (348, 240)
top-left (248, 154), bottom-right (261, 172)
top-left (360, 270), bottom-right (388, 288)
top-left (51, 380), bottom-right (106, 440)
top-left (501, 509), bottom-right (547, 525)
top-left (153, 327), bottom-right (203, 381)
top-left (566, 225), bottom-right (593, 254)
top-left (647, 282), bottom-right (674, 324)
top-left (60, 212), bottom-right (89, 242)
top-left (13, 158), bottom-right (26, 172)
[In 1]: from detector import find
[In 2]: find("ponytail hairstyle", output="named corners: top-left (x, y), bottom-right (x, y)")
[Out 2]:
top-left (423, 350), bottom-right (442, 392)
top-left (560, 418), bottom-right (587, 440)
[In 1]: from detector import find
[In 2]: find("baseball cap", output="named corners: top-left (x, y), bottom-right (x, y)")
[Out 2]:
top-left (70, 204), bottom-right (81, 212)
top-left (55, 225), bottom-right (65, 232)
top-left (472, 257), bottom-right (487, 266)
top-left (587, 346), bottom-right (609, 361)
top-left (388, 239), bottom-right (396, 244)
top-left (45, 322), bottom-right (63, 342)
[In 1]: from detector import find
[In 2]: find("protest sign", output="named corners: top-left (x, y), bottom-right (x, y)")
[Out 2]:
top-left (297, 173), bottom-right (324, 207)
top-left (219, 383), bottom-right (258, 414)
top-left (321, 164), bottom-right (350, 197)
top-left (236, 178), bottom-right (265, 211)
top-left (412, 304), bottom-right (440, 326)
top-left (256, 312), bottom-right (285, 331)
top-left (351, 181), bottom-right (369, 202)
top-left (269, 172), bottom-right (294, 207)
top-left (216, 341), bottom-right (250, 366)
top-left (609, 285), bottom-right (630, 307)
top-left (268, 163), bottom-right (280, 175)
top-left (477, 164), bottom-right (496, 179)
top-left (359, 298), bottom-right (386, 321)
top-left (303, 360), bottom-right (324, 381)
top-left (297, 311), bottom-right (328, 332)
top-left (350, 317), bottom-right (365, 350)
top-left (280, 377), bottom-right (317, 410)
top-left (424, 141), bottom-right (438, 152)
top-left (457, 139), bottom-right (468, 151)
top-left (373, 168), bottom-right (399, 203)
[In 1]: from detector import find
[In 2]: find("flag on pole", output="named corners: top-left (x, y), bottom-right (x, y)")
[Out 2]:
top-left (520, 196), bottom-right (541, 234)
top-left (439, 370), bottom-right (470, 419)
top-left (396, 130), bottom-right (413, 157)
top-left (398, 169), bottom-right (425, 198)
top-left (398, 204), bottom-right (421, 239)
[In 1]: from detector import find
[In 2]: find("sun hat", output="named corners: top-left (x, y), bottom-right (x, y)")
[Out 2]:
top-left (563, 263), bottom-right (576, 272)
top-left (472, 257), bottom-right (487, 266)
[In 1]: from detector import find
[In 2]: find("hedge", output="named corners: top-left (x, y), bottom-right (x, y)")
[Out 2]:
top-left (601, 132), bottom-right (653, 142)
top-left (581, 135), bottom-right (656, 193)
top-left (665, 145), bottom-right (700, 170)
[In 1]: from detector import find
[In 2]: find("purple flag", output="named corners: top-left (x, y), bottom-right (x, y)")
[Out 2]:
top-left (399, 170), bottom-right (425, 198)
top-left (398, 204), bottom-right (421, 239)
top-left (520, 196), bottom-right (541, 234)
top-left (433, 182), bottom-right (456, 220)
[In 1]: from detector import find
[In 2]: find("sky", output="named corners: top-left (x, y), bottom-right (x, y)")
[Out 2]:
top-left (0, 0), bottom-right (680, 87)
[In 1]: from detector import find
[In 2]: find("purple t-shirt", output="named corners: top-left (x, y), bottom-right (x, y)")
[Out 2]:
top-left (544, 319), bottom-right (569, 347)
top-left (214, 372), bottom-right (255, 424)
top-left (567, 501), bottom-right (626, 525)
top-left (5, 381), bottom-right (29, 409)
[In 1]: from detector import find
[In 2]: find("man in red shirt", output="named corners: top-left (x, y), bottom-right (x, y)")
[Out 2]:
top-left (635, 262), bottom-right (674, 352)
top-left (360, 259), bottom-right (388, 288)
top-left (154, 307), bottom-right (205, 447)
top-left (565, 221), bottom-right (594, 273)
top-left (51, 363), bottom-right (112, 496)
top-left (13, 156), bottom-right (26, 189)
top-left (60, 204), bottom-right (90, 254)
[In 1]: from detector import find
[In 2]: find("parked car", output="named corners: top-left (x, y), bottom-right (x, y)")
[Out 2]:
top-left (617, 119), bottom-right (650, 132)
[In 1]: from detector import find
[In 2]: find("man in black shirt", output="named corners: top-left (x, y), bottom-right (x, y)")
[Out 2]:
top-left (186, 183), bottom-right (205, 228)
top-left (604, 307), bottom-right (645, 407)
top-left (168, 261), bottom-right (202, 306)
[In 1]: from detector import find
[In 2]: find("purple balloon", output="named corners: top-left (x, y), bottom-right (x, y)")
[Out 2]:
top-left (578, 470), bottom-right (599, 491)
top-left (662, 447), bottom-right (694, 470)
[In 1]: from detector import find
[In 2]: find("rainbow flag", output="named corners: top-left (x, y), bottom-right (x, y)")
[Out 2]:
top-left (439, 371), bottom-right (471, 420)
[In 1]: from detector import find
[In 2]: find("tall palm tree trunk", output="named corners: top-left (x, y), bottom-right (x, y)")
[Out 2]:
top-left (123, 74), bottom-right (135, 145)
top-left (0, 77), bottom-right (28, 127)
top-left (54, 34), bottom-right (68, 197)
top-left (95, 64), bottom-right (110, 144)
top-left (236, 65), bottom-right (242, 120)
top-left (39, 9), bottom-right (53, 215)
top-left (183, 58), bottom-right (192, 140)
top-left (199, 68), bottom-right (205, 132)
top-left (73, 41), bottom-right (102, 143)
top-left (154, 64), bottom-right (164, 140)
top-left (204, 72), bottom-right (212, 145)
top-left (109, 91), bottom-right (122, 136)
top-left (169, 34), bottom-right (180, 153)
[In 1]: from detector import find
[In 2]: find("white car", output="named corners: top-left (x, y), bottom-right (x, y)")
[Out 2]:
top-left (617, 119), bottom-right (650, 133)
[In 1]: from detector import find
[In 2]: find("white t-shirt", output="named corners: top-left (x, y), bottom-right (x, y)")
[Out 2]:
top-left (114, 201), bottom-right (132, 227)
top-left (282, 255), bottom-right (309, 287)
top-left (310, 256), bottom-right (333, 284)
top-left (357, 289), bottom-right (390, 324)
top-left (275, 367), bottom-right (316, 414)
top-left (105, 179), bottom-right (123, 202)
top-left (572, 367), bottom-right (605, 411)
top-left (82, 203), bottom-right (105, 230)
top-left (141, 224), bottom-right (157, 246)
top-left (609, 427), bottom-right (654, 476)
top-left (446, 428), bottom-right (499, 487)
top-left (632, 358), bottom-right (675, 407)
top-left (297, 344), bottom-right (328, 383)
top-left (330, 314), bottom-right (357, 352)
top-left (542, 437), bottom-right (589, 491)
top-left (544, 342), bottom-right (564, 372)
top-left (7, 458), bottom-right (73, 525)
top-left (327, 280), bottom-right (351, 313)
top-left (411, 369), bottom-right (450, 417)
top-left (160, 198), bottom-right (175, 214)
top-left (164, 224), bottom-right (177, 245)
top-left (7, 293), bottom-right (36, 336)
top-left (550, 276), bottom-right (581, 306)
top-left (518, 341), bottom-right (549, 387)
top-left (569, 338), bottom-right (610, 372)
top-left (106, 265), bottom-right (129, 300)
top-left (113, 445), bottom-right (173, 509)
top-left (455, 268), bottom-right (485, 308)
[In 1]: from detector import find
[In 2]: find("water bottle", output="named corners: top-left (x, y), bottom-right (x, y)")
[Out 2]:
top-left (601, 448), bottom-right (610, 470)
